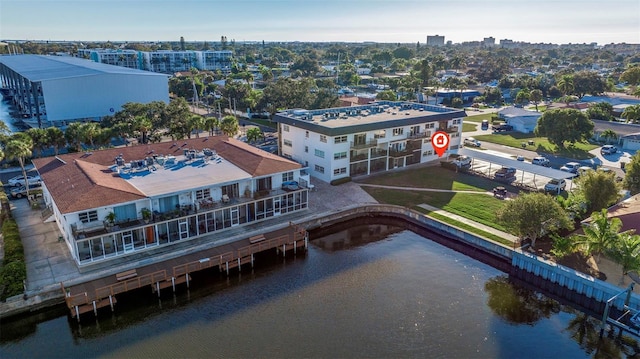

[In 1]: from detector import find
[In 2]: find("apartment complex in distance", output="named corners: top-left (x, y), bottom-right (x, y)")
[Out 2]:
top-left (78, 49), bottom-right (233, 73)
top-left (426, 35), bottom-right (445, 46)
top-left (273, 101), bottom-right (466, 183)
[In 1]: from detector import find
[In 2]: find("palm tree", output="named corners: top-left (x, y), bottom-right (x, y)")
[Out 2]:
top-left (64, 122), bottom-right (84, 152)
top-left (5, 135), bottom-right (34, 199)
top-left (79, 122), bottom-right (100, 148)
top-left (24, 128), bottom-right (49, 157)
top-left (621, 104), bottom-right (640, 124)
top-left (188, 115), bottom-right (205, 138)
top-left (600, 129), bottom-right (618, 144)
top-left (606, 231), bottom-right (640, 283)
top-left (204, 116), bottom-right (220, 136)
top-left (219, 115), bottom-right (239, 137)
top-left (46, 126), bottom-right (66, 155)
top-left (557, 75), bottom-right (575, 97)
top-left (246, 127), bottom-right (263, 144)
top-left (131, 115), bottom-right (153, 144)
top-left (576, 209), bottom-right (622, 263)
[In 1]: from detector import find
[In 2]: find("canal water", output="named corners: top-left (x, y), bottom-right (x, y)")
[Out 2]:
top-left (1, 223), bottom-right (637, 358)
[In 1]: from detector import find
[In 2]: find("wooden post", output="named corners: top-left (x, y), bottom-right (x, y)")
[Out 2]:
top-left (156, 282), bottom-right (161, 297)
top-left (237, 258), bottom-right (241, 272)
top-left (282, 244), bottom-right (286, 257)
top-left (294, 241), bottom-right (297, 254)
top-left (225, 262), bottom-right (229, 275)
top-left (251, 254), bottom-right (254, 267)
top-left (186, 273), bottom-right (190, 288)
top-left (92, 301), bottom-right (97, 316)
top-left (171, 277), bottom-right (176, 292)
top-left (109, 295), bottom-right (114, 311)
top-left (75, 306), bottom-right (80, 322)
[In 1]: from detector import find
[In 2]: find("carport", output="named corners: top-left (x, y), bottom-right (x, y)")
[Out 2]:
top-left (458, 148), bottom-right (576, 190)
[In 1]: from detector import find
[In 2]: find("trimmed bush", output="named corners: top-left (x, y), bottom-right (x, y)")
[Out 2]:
top-left (330, 177), bottom-right (352, 186)
top-left (0, 218), bottom-right (26, 301)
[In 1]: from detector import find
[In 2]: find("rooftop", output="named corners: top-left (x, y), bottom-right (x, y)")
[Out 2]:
top-left (274, 101), bottom-right (465, 136)
top-left (32, 136), bottom-right (301, 214)
top-left (0, 54), bottom-right (166, 82)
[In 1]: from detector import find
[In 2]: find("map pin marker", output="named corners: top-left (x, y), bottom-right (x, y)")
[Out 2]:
top-left (431, 131), bottom-right (450, 157)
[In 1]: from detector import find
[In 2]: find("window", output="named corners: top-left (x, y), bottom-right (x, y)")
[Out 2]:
top-left (315, 149), bottom-right (325, 158)
top-left (393, 128), bottom-right (404, 136)
top-left (79, 210), bottom-right (98, 223)
top-left (195, 188), bottom-right (211, 200)
top-left (305, 131), bottom-right (309, 138)
top-left (284, 139), bottom-right (292, 147)
top-left (423, 150), bottom-right (433, 157)
top-left (314, 165), bottom-right (325, 174)
top-left (333, 167), bottom-right (347, 175)
top-left (282, 172), bottom-right (294, 182)
top-left (304, 146), bottom-right (308, 153)
top-left (320, 135), bottom-right (327, 143)
top-left (335, 135), bottom-right (347, 144)
top-left (334, 152), bottom-right (347, 160)
top-left (374, 130), bottom-right (386, 139)
top-left (425, 123), bottom-right (435, 129)
top-left (282, 124), bottom-right (290, 132)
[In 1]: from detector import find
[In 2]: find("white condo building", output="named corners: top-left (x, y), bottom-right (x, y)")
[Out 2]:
top-left (273, 101), bottom-right (466, 183)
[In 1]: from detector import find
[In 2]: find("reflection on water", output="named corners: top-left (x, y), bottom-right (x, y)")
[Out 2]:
top-left (1, 222), bottom-right (639, 358)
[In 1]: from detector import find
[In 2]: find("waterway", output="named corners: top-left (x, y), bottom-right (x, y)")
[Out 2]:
top-left (0, 98), bottom-right (26, 133)
top-left (1, 223), bottom-right (638, 358)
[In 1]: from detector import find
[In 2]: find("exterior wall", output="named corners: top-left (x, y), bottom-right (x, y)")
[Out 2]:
top-left (279, 116), bottom-right (463, 183)
top-left (623, 138), bottom-right (640, 151)
top-left (41, 73), bottom-right (169, 123)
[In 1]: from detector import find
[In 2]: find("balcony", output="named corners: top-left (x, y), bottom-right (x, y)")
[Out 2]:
top-left (437, 126), bottom-right (459, 133)
top-left (370, 148), bottom-right (388, 159)
top-left (407, 132), bottom-right (429, 140)
top-left (350, 139), bottom-right (377, 149)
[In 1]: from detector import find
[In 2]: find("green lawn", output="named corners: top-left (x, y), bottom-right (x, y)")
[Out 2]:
top-left (246, 118), bottom-right (277, 129)
top-left (421, 210), bottom-right (514, 246)
top-left (473, 133), bottom-right (598, 160)
top-left (462, 122), bottom-right (477, 132)
top-left (359, 166), bottom-right (499, 191)
top-left (464, 112), bottom-right (495, 123)
top-left (357, 166), bottom-right (519, 240)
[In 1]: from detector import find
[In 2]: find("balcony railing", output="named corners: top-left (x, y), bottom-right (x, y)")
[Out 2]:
top-left (350, 139), bottom-right (378, 149)
top-left (437, 126), bottom-right (459, 133)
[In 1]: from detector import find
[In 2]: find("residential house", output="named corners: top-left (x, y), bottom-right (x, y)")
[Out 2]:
top-left (497, 106), bottom-right (543, 133)
top-left (274, 101), bottom-right (466, 183)
top-left (32, 136), bottom-right (309, 265)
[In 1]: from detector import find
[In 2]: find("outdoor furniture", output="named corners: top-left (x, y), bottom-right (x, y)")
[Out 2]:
top-left (222, 194), bottom-right (230, 203)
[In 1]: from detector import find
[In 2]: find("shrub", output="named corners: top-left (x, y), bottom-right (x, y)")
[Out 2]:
top-left (330, 177), bottom-right (352, 186)
top-left (0, 261), bottom-right (26, 300)
top-left (0, 218), bottom-right (26, 301)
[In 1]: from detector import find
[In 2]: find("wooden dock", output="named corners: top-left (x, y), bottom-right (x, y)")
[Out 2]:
top-left (61, 223), bottom-right (307, 320)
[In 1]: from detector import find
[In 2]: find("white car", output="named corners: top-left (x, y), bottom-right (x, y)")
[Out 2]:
top-left (531, 156), bottom-right (550, 167)
top-left (463, 137), bottom-right (481, 147)
top-left (601, 145), bottom-right (617, 155)
top-left (544, 178), bottom-right (567, 193)
top-left (7, 174), bottom-right (41, 187)
top-left (560, 162), bottom-right (580, 174)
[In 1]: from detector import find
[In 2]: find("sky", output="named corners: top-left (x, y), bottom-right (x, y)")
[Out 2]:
top-left (1, 0), bottom-right (639, 45)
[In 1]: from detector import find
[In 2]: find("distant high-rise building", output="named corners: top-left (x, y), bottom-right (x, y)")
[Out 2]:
top-left (483, 37), bottom-right (495, 47)
top-left (426, 35), bottom-right (445, 46)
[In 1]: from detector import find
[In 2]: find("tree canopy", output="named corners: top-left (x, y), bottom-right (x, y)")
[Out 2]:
top-left (534, 108), bottom-right (594, 149)
top-left (496, 192), bottom-right (573, 248)
top-left (623, 151), bottom-right (640, 195)
top-left (572, 169), bottom-right (620, 213)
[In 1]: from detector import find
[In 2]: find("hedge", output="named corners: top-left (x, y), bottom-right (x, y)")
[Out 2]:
top-left (330, 177), bottom-right (352, 186)
top-left (0, 218), bottom-right (26, 300)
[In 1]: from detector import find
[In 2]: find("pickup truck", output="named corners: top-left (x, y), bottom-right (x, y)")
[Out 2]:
top-left (492, 124), bottom-right (513, 132)
top-left (494, 167), bottom-right (516, 182)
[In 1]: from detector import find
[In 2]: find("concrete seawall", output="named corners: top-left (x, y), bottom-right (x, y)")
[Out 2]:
top-left (2, 203), bottom-right (637, 320)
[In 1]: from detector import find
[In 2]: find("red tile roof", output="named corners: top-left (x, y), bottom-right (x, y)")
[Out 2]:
top-left (32, 136), bottom-right (300, 214)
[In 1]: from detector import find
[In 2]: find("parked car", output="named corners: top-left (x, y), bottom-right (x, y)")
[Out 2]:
top-left (544, 178), bottom-right (567, 194)
top-left (494, 167), bottom-right (517, 182)
top-left (601, 145), bottom-right (617, 155)
top-left (481, 120), bottom-right (489, 130)
top-left (10, 183), bottom-right (42, 199)
top-left (463, 137), bottom-right (481, 147)
top-left (531, 156), bottom-right (550, 167)
top-left (453, 155), bottom-right (472, 167)
top-left (560, 162), bottom-right (581, 174)
top-left (7, 174), bottom-right (41, 187)
top-left (492, 123), bottom-right (513, 132)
